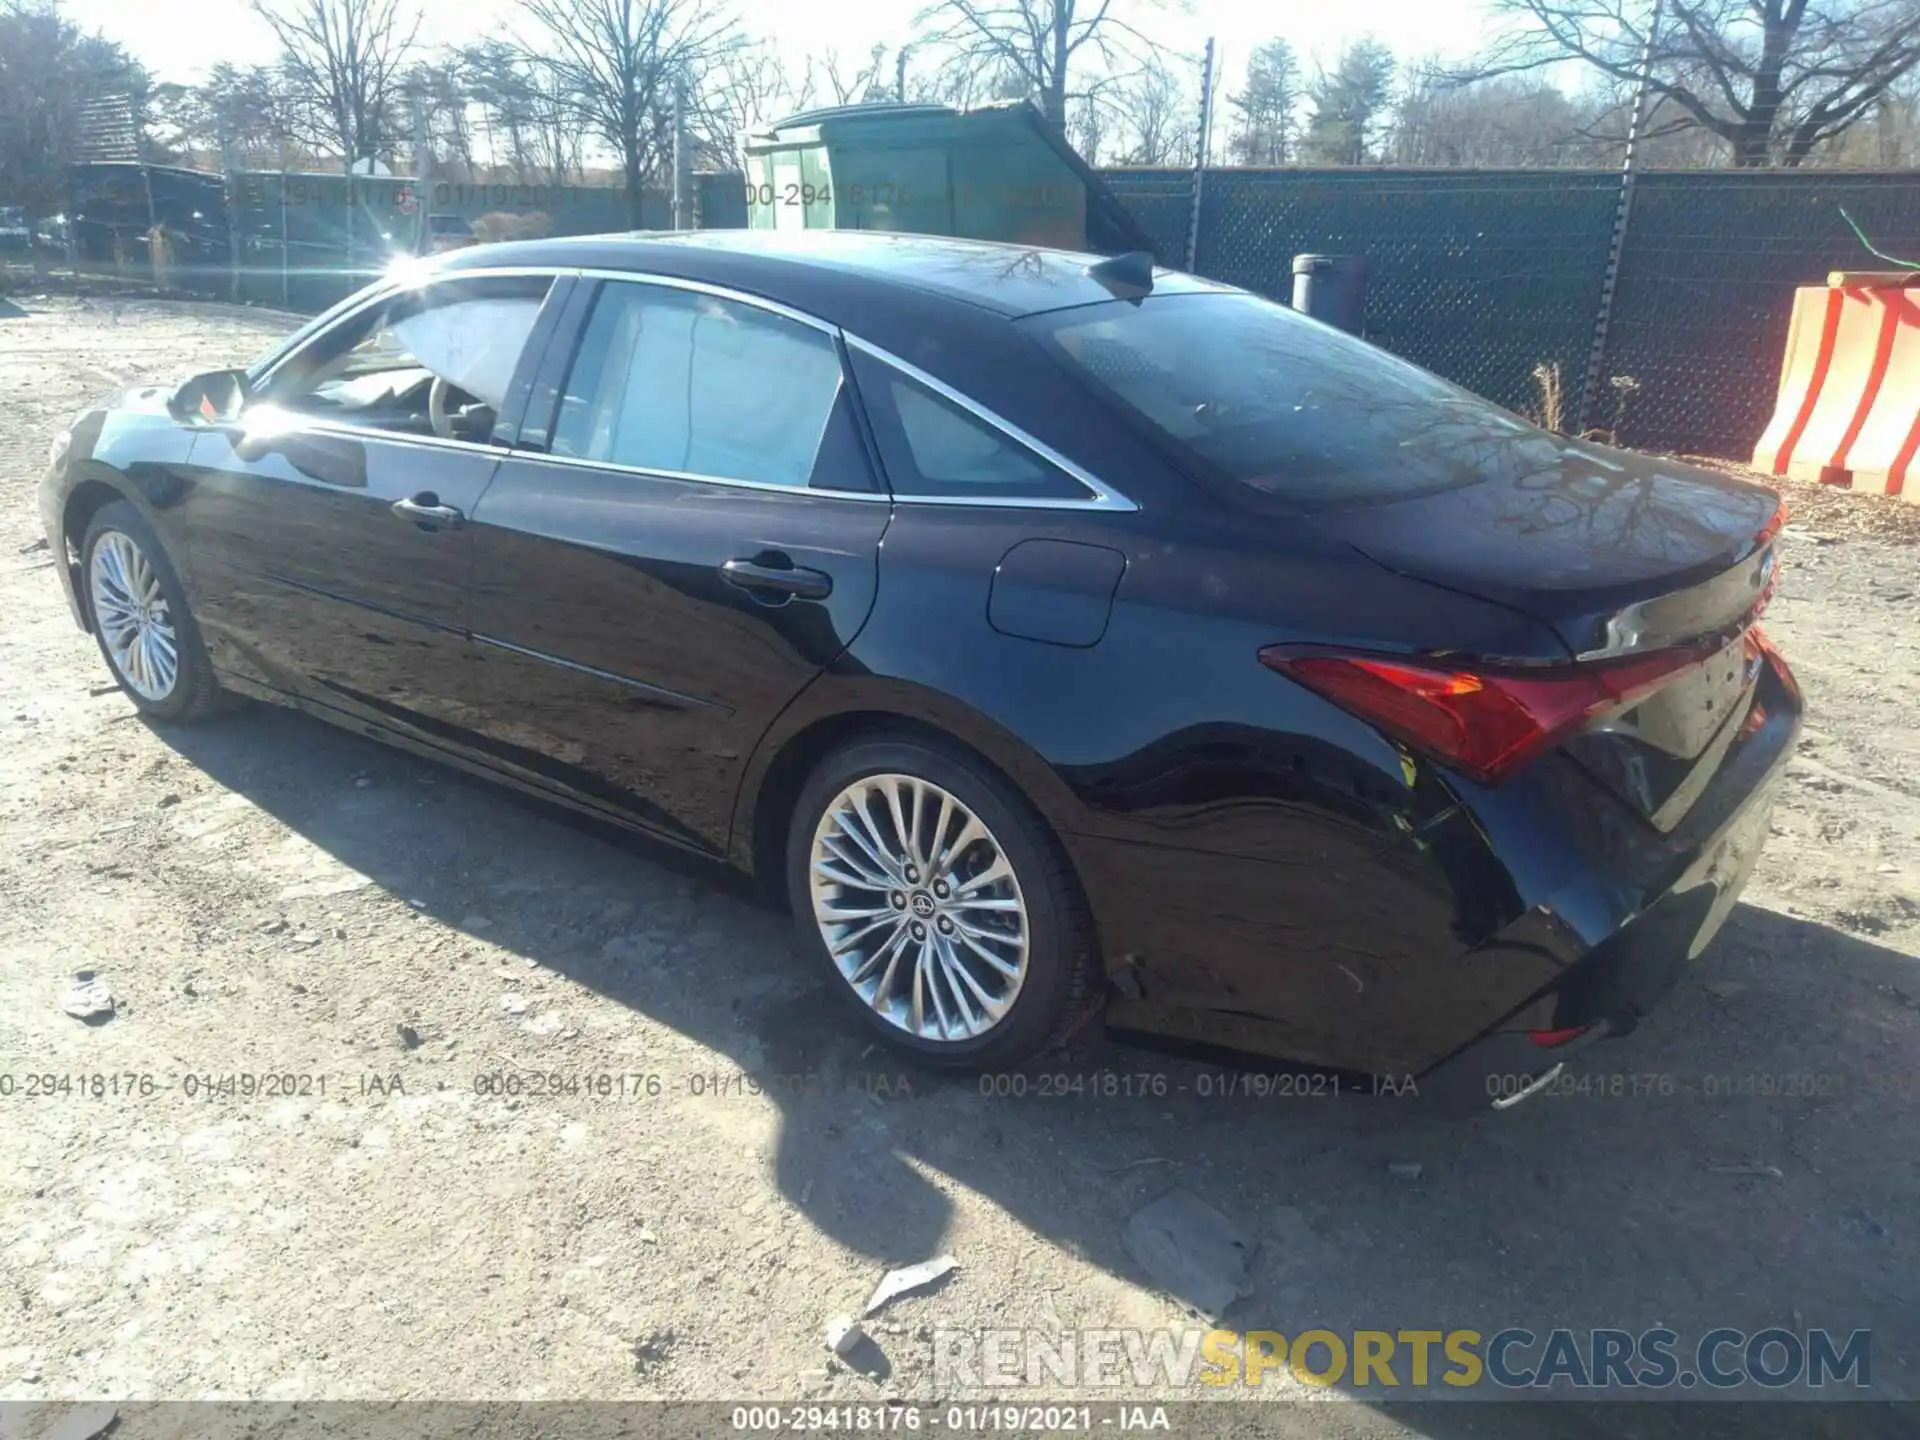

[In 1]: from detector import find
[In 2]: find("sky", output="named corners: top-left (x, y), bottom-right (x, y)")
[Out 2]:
top-left (63, 0), bottom-right (1505, 127)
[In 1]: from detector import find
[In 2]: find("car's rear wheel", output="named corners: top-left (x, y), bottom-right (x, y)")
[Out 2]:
top-left (82, 501), bottom-right (226, 722)
top-left (786, 734), bottom-right (1099, 1070)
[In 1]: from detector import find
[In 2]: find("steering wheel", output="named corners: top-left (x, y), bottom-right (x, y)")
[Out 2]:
top-left (428, 376), bottom-right (455, 440)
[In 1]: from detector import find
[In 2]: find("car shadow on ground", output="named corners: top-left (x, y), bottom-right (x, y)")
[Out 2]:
top-left (152, 701), bottom-right (1919, 1420)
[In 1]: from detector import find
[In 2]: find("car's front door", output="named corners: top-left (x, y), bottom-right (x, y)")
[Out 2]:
top-left (182, 272), bottom-right (564, 748)
top-left (464, 275), bottom-right (892, 853)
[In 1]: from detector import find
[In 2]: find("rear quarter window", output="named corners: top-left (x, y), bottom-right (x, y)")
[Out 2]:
top-left (846, 346), bottom-right (1091, 502)
top-left (1020, 291), bottom-right (1562, 507)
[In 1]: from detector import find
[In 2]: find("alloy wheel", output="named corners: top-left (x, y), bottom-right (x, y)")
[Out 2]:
top-left (808, 773), bottom-right (1030, 1042)
top-left (90, 530), bottom-right (179, 702)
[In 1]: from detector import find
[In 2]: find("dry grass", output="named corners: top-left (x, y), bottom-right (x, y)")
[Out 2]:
top-left (1529, 360), bottom-right (1566, 433)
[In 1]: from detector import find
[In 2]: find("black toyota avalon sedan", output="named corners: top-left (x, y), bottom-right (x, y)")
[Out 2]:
top-left (39, 231), bottom-right (1800, 1110)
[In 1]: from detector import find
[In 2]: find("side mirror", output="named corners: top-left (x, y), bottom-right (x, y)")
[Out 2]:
top-left (169, 368), bottom-right (250, 425)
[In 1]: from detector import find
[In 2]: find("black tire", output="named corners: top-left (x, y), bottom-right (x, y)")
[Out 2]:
top-left (80, 501), bottom-right (228, 723)
top-left (785, 732), bottom-right (1101, 1071)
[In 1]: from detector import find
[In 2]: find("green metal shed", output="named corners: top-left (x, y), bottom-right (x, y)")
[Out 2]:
top-left (741, 100), bottom-right (1155, 256)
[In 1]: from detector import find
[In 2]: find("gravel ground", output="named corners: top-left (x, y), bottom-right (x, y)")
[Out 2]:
top-left (2, 296), bottom-right (1917, 1430)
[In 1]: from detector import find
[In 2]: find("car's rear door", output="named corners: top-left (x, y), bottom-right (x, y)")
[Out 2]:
top-left (183, 272), bottom-right (566, 749)
top-left (464, 274), bottom-right (891, 853)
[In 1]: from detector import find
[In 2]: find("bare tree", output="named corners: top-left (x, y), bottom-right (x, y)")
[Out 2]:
top-left (524, 57), bottom-right (588, 185)
top-left (1821, 71), bottom-right (1920, 161)
top-left (690, 38), bottom-right (810, 168)
top-left (461, 41), bottom-right (540, 180)
top-left (1569, 78), bottom-right (1740, 164)
top-left (1465, 0), bottom-right (1920, 167)
top-left (1067, 88), bottom-right (1108, 159)
top-left (251, 0), bottom-right (421, 169)
top-left (465, 46), bottom-right (587, 185)
top-left (914, 0), bottom-right (1159, 130)
top-left (922, 54), bottom-right (1029, 109)
top-left (405, 58), bottom-right (477, 179)
top-left (810, 43), bottom-right (894, 105)
top-left (1391, 66), bottom-right (1603, 164)
top-left (1109, 55), bottom-right (1196, 163)
top-left (513, 0), bottom-right (737, 225)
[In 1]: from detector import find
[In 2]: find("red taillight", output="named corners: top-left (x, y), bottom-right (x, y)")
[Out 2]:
top-left (1749, 625), bottom-right (1799, 705)
top-left (1755, 496), bottom-right (1789, 546)
top-left (1529, 1026), bottom-right (1589, 1048)
top-left (1259, 643), bottom-right (1708, 785)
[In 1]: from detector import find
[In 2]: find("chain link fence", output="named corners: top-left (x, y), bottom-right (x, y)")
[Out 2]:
top-left (44, 163), bottom-right (748, 314)
top-left (1103, 165), bottom-right (1920, 457)
top-left (229, 173), bottom-right (644, 312)
top-left (1603, 172), bottom-right (1920, 456)
top-left (23, 160), bottom-right (1920, 463)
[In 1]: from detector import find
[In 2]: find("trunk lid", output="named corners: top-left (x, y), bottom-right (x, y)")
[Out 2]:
top-left (1302, 441), bottom-right (1781, 659)
top-left (1306, 444), bottom-right (1784, 829)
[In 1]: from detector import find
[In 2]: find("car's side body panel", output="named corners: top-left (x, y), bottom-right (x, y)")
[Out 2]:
top-left (178, 426), bottom-right (497, 745)
top-left (157, 273), bottom-right (578, 755)
top-left (466, 463), bottom-right (891, 855)
top-left (42, 392), bottom-right (203, 628)
top-left (730, 497), bottom-right (1581, 1074)
top-left (448, 271), bottom-right (897, 855)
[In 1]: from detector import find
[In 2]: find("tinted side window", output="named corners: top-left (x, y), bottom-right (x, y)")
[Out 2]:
top-left (847, 347), bottom-right (1090, 501)
top-left (552, 282), bottom-right (849, 490)
top-left (267, 275), bottom-right (551, 445)
top-left (1021, 290), bottom-right (1561, 506)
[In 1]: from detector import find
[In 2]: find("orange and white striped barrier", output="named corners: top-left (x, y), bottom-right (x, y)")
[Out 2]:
top-left (1752, 273), bottom-right (1920, 501)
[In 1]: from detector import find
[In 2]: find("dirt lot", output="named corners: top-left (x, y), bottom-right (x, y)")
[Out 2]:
top-left (2, 295), bottom-right (1918, 1430)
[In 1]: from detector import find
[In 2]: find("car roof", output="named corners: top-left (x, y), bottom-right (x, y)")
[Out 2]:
top-left (435, 229), bottom-right (1223, 321)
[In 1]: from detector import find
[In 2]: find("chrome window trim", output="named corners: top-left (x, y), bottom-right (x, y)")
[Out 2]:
top-left (516, 448), bottom-right (890, 502)
top-left (252, 264), bottom-right (568, 393)
top-left (233, 413), bottom-right (890, 501)
top-left (296, 417), bottom-right (508, 457)
top-left (247, 263), bottom-right (1135, 512)
top-left (574, 267), bottom-right (838, 335)
top-left (843, 334), bottom-right (1139, 513)
top-left (252, 284), bottom-right (398, 391)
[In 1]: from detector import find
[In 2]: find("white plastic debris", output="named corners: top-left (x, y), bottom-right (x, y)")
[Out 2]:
top-left (824, 1314), bottom-right (866, 1356)
top-left (61, 973), bottom-right (114, 1022)
top-left (862, 1255), bottom-right (958, 1317)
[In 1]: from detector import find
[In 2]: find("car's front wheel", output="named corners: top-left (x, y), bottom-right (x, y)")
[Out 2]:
top-left (786, 734), bottom-right (1100, 1070)
top-left (81, 501), bottom-right (227, 722)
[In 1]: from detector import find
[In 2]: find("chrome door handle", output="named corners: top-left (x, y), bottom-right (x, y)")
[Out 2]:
top-left (719, 558), bottom-right (832, 602)
top-left (392, 493), bottom-right (466, 531)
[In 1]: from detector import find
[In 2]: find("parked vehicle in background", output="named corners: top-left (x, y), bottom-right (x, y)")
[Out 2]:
top-left (38, 231), bottom-right (1800, 1114)
top-left (34, 215), bottom-right (71, 253)
top-left (426, 214), bottom-right (478, 254)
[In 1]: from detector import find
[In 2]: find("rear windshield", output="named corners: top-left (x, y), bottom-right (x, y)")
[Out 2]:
top-left (1020, 291), bottom-right (1561, 506)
